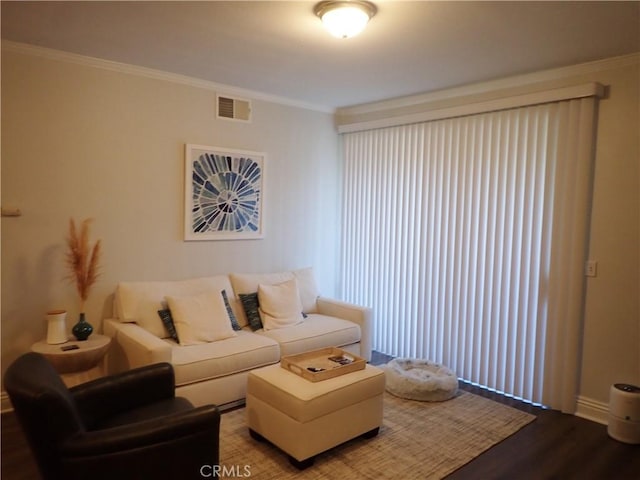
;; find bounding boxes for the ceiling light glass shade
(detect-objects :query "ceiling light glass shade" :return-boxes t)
[314,1,377,39]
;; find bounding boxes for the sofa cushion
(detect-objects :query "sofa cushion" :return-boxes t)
[258,314,361,357]
[230,268,320,327]
[239,292,262,331]
[222,290,241,331]
[292,267,320,314]
[258,279,304,331]
[166,290,237,346]
[170,331,280,387]
[230,271,293,328]
[115,276,239,339]
[157,309,180,343]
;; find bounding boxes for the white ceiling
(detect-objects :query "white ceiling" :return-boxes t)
[2,1,639,110]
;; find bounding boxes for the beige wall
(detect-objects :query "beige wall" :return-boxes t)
[3,46,638,412]
[579,60,639,406]
[1,49,340,380]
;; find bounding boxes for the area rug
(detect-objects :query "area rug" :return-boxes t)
[218,391,535,479]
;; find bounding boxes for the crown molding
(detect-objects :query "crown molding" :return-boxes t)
[1,40,335,114]
[3,40,637,120]
[337,82,605,134]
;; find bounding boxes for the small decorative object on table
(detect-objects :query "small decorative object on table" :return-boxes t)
[72,312,93,341]
[45,309,68,344]
[65,218,101,341]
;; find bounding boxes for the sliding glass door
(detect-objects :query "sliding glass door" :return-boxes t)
[340,88,601,412]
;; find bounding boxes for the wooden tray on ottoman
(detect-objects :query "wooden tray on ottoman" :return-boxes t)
[281,347,366,382]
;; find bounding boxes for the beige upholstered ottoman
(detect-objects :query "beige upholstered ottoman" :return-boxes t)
[246,363,385,468]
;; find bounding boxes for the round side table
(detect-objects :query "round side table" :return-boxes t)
[31,334,111,386]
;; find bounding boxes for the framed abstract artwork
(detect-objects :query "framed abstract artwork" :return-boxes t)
[184,144,265,241]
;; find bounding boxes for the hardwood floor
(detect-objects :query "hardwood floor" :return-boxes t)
[2,353,638,479]
[373,351,640,479]
[1,412,38,480]
[448,384,640,479]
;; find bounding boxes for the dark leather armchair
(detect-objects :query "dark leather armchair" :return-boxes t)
[4,352,220,480]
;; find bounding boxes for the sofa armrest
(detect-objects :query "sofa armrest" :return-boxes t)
[105,319,172,372]
[316,297,372,362]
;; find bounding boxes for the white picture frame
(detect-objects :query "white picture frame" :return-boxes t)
[184,144,265,241]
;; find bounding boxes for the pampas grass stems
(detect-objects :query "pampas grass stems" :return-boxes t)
[65,218,101,313]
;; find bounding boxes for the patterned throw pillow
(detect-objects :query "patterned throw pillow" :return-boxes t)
[239,292,262,331]
[222,289,241,331]
[157,308,179,343]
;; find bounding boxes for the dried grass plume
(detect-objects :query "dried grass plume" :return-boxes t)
[65,218,102,312]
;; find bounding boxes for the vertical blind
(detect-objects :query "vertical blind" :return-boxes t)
[340,91,600,411]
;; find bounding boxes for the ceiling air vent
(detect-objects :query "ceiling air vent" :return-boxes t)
[217,95,251,122]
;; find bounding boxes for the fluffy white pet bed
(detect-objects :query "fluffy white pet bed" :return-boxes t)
[382,358,458,402]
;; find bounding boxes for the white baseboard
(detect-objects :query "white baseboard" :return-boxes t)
[1,391,13,413]
[575,395,609,425]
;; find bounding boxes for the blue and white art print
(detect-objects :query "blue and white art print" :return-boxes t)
[185,145,265,241]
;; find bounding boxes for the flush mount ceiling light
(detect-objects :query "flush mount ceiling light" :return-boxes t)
[314,1,377,39]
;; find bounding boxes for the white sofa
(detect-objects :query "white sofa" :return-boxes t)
[104,268,372,408]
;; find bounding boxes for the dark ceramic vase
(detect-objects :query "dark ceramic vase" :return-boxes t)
[72,312,93,341]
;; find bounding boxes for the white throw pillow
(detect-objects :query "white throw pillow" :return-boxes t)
[229,268,320,323]
[229,271,295,327]
[258,279,304,331]
[293,267,320,313]
[166,290,237,346]
[115,276,236,338]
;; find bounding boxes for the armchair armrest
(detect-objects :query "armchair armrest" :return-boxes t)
[59,405,220,479]
[70,363,175,427]
[106,320,172,372]
[316,297,372,361]
[61,405,220,455]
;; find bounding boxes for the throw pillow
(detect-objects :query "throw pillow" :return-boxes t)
[166,290,237,346]
[116,275,236,339]
[222,289,241,331]
[239,292,262,331]
[157,308,180,343]
[258,278,304,331]
[293,267,320,313]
